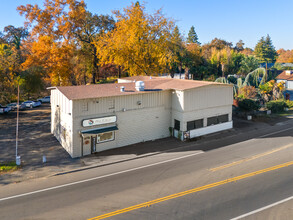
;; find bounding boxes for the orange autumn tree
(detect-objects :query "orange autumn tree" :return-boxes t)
[96,2,174,76]
[17,0,86,86]
[276,49,293,63]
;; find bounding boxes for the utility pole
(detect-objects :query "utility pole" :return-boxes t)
[16,83,20,165]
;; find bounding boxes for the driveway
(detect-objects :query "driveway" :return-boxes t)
[0,104,82,184]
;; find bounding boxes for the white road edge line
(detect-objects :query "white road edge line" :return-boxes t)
[1,126,293,203]
[258,127,293,138]
[0,151,204,202]
[230,195,293,220]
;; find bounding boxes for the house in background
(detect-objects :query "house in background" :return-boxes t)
[276,70,293,90]
[50,76,233,158]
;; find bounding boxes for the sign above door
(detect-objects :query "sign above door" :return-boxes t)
[82,116,117,127]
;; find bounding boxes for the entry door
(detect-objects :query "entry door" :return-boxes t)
[91,136,97,153]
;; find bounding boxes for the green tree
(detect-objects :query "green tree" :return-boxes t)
[3,25,28,50]
[240,55,259,75]
[235,40,244,52]
[20,66,44,99]
[187,26,199,44]
[74,12,115,83]
[169,25,185,76]
[254,35,278,65]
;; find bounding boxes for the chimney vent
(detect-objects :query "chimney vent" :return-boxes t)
[135,81,145,91]
[120,86,125,92]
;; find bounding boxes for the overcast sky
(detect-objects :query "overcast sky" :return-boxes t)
[1,0,292,50]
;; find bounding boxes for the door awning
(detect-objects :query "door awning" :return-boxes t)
[81,126,118,134]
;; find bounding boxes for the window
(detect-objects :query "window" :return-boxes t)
[218,114,229,123]
[108,100,115,110]
[187,119,204,131]
[174,119,180,130]
[207,114,229,126]
[81,102,88,112]
[97,131,115,143]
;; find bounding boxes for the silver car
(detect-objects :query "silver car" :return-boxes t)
[22,101,38,108]
[7,103,26,111]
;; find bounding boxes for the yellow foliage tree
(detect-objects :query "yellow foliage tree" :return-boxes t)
[96,2,174,76]
[17,0,86,86]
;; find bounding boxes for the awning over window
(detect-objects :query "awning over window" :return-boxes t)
[81,126,118,134]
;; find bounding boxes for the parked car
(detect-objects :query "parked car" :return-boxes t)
[38,96,50,103]
[33,100,42,107]
[22,101,39,108]
[7,103,26,111]
[0,104,11,113]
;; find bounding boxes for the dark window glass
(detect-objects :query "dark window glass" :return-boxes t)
[194,119,204,128]
[187,119,204,130]
[207,116,218,126]
[174,119,180,130]
[218,114,229,123]
[207,114,229,126]
[187,121,195,130]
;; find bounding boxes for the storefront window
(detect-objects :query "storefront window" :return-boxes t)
[97,131,115,143]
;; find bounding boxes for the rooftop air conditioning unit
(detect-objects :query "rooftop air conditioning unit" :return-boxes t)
[135,81,145,91]
[286,70,292,75]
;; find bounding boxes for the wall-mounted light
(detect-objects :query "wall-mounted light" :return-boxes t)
[122,108,126,112]
[137,101,142,105]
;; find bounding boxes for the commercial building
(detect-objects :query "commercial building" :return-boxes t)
[50,76,233,158]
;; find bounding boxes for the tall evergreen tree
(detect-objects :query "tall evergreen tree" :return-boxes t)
[187,26,199,44]
[235,40,244,51]
[254,35,277,64]
[170,25,185,75]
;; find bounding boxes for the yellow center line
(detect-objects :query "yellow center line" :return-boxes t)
[209,144,293,172]
[88,160,293,220]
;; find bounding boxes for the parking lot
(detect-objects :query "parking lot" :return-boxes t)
[0,104,82,184]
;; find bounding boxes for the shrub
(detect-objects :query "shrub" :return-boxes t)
[238,86,258,99]
[238,99,260,112]
[266,100,288,113]
[286,100,293,108]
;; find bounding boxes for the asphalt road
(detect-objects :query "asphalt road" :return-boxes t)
[1,119,293,220]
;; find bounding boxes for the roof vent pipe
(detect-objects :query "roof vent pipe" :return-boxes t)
[120,86,125,92]
[135,81,145,91]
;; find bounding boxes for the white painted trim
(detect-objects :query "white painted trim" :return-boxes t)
[190,121,233,138]
[0,151,204,202]
[230,195,293,220]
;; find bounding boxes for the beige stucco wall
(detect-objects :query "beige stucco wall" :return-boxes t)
[70,90,172,157]
[51,89,74,156]
[174,85,233,131]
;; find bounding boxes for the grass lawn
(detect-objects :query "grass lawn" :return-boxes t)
[0,162,19,174]
[251,108,293,124]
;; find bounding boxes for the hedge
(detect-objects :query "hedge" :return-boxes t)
[266,100,287,113]
[238,99,260,112]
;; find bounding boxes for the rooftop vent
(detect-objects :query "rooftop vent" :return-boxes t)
[120,86,125,92]
[135,81,145,91]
